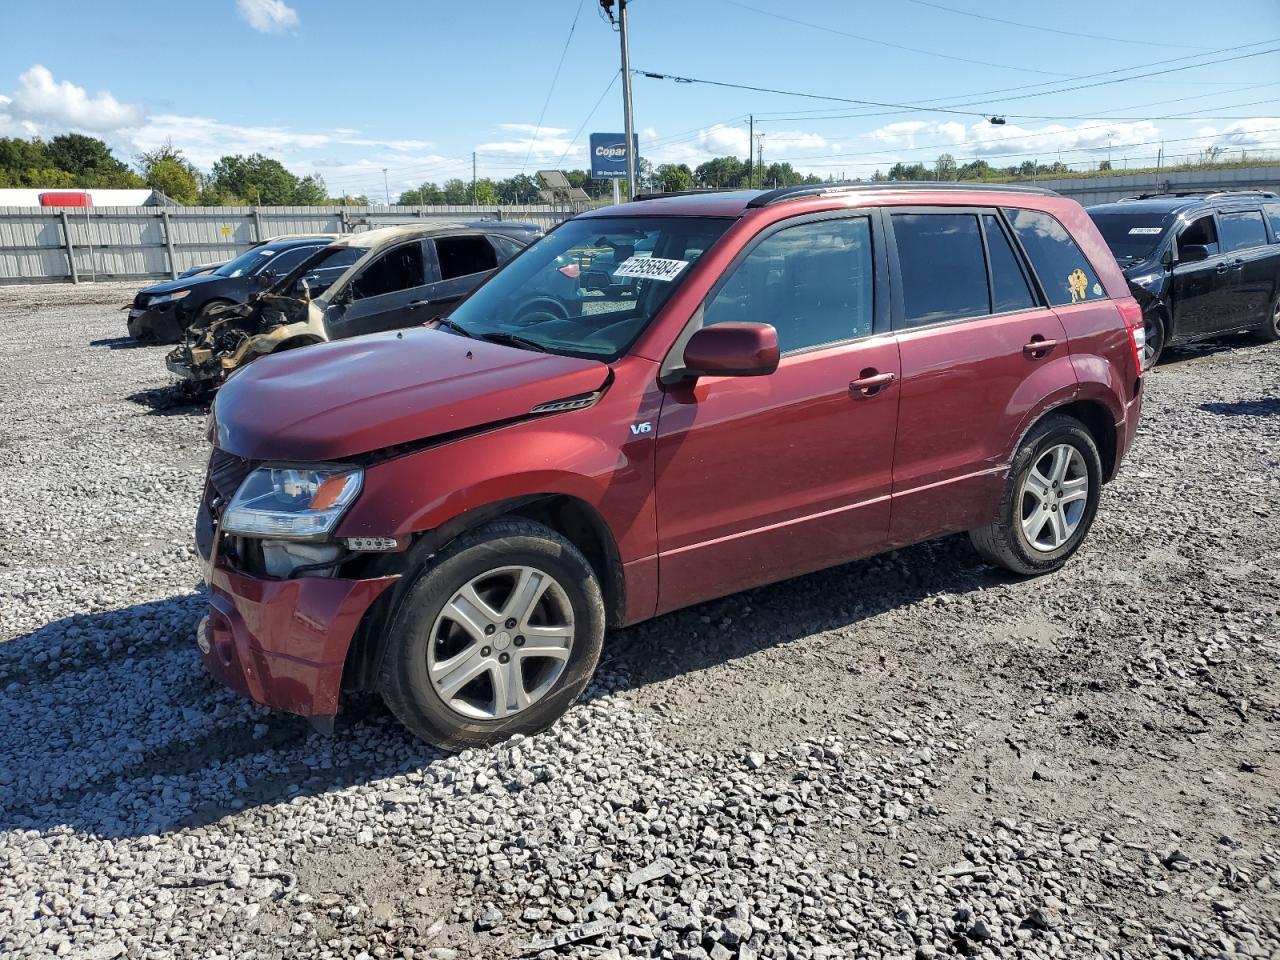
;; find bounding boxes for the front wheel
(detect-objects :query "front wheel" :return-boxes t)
[970,415,1103,576]
[1142,309,1167,368]
[1254,295,1280,343]
[379,519,605,750]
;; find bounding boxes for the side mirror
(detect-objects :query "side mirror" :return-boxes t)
[255,270,275,286]
[682,322,779,379]
[1160,247,1174,267]
[1178,244,1210,263]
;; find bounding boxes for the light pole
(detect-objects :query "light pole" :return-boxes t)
[382,168,390,206]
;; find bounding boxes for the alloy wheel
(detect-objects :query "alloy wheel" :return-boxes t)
[1019,443,1089,552]
[427,565,575,721]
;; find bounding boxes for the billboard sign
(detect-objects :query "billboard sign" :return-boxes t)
[589,132,638,179]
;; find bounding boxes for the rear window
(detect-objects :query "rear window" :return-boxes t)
[1266,203,1280,241]
[436,235,499,280]
[893,213,989,327]
[351,243,425,299]
[1087,211,1172,263]
[1218,210,1268,252]
[983,215,1037,313]
[1006,208,1104,307]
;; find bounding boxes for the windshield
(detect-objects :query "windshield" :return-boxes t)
[277,245,367,297]
[1088,212,1173,262]
[445,216,731,360]
[213,247,276,278]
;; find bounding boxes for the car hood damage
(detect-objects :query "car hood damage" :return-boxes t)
[212,327,611,460]
[165,291,322,391]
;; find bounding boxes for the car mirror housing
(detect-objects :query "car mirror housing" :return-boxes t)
[682,322,780,379]
[256,270,275,286]
[1178,244,1210,264]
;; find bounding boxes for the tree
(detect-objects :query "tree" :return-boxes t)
[440,178,471,204]
[472,178,499,205]
[145,158,198,203]
[333,194,369,206]
[694,156,746,188]
[496,174,539,204]
[935,153,957,181]
[293,173,328,205]
[45,134,130,178]
[654,163,694,193]
[208,153,300,205]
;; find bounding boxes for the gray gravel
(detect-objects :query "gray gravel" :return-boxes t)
[1,291,1278,960]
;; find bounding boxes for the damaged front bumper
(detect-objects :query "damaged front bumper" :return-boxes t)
[126,300,189,344]
[196,499,399,717]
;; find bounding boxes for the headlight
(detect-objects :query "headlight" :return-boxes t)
[150,289,192,306]
[222,465,363,540]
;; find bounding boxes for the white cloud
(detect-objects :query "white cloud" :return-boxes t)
[7,65,141,132]
[236,0,299,33]
[1211,118,1280,147]
[860,118,1161,165]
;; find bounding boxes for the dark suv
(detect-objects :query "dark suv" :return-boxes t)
[1088,191,1280,366]
[194,183,1144,749]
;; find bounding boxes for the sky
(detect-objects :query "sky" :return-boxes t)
[1,0,1278,199]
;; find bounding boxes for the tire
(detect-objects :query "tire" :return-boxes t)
[1142,308,1167,368]
[193,299,235,327]
[1254,294,1280,343]
[970,415,1103,576]
[379,519,606,750]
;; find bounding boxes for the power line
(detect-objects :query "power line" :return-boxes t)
[717,0,1078,78]
[520,0,586,177]
[903,0,1209,50]
[554,70,622,170]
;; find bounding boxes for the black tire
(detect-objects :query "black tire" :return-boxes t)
[1142,308,1167,368]
[970,415,1103,576]
[1254,294,1280,343]
[192,299,235,327]
[379,519,606,750]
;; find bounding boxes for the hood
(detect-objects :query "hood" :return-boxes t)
[140,273,224,297]
[213,327,610,460]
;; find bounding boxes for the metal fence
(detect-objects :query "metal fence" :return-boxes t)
[3,166,1280,284]
[0,204,588,285]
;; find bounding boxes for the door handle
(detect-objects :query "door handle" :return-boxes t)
[1230,258,1245,270]
[1022,337,1058,359]
[849,370,896,397]
[1215,262,1230,274]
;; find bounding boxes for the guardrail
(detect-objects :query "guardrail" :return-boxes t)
[0,203,591,285]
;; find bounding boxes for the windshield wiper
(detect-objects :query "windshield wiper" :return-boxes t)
[427,316,474,339]
[477,331,549,353]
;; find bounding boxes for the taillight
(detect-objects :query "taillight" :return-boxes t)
[558,263,581,279]
[1116,297,1145,375]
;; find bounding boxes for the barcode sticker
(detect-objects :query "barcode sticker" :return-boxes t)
[613,256,689,281]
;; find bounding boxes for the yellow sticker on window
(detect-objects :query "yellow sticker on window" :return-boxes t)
[1068,268,1089,303]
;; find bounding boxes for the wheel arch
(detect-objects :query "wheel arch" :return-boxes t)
[341,492,625,694]
[1022,397,1120,483]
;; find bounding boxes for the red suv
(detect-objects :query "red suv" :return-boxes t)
[196,183,1144,749]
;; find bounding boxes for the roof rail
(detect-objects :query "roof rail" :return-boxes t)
[745,180,1059,208]
[1119,189,1279,202]
[630,188,737,202]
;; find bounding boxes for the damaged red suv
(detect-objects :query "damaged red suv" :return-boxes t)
[197,183,1144,749]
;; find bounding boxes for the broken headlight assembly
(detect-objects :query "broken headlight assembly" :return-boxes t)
[148,289,192,306]
[222,465,363,540]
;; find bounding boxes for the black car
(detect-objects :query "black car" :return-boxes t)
[1088,191,1280,366]
[126,235,338,344]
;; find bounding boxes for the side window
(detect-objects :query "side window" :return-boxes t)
[436,235,499,280]
[351,243,425,300]
[1218,210,1268,253]
[1005,207,1104,306]
[490,235,524,262]
[264,246,318,277]
[1266,203,1280,242]
[1179,215,1219,256]
[982,215,1037,313]
[892,213,988,327]
[704,217,874,353]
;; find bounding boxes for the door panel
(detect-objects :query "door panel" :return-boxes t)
[327,241,430,339]
[1172,257,1232,336]
[1217,209,1276,326]
[655,337,901,614]
[889,308,1074,546]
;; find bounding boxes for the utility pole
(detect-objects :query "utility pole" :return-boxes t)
[747,114,753,188]
[382,168,390,206]
[601,0,636,197]
[472,152,477,204]
[755,132,765,186]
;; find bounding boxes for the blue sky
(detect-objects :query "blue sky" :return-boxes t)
[1,0,1278,198]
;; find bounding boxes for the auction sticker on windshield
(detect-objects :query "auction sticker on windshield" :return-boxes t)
[1128,227,1163,235]
[613,256,689,281]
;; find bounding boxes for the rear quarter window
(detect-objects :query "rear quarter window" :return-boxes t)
[1005,208,1104,307]
[1218,210,1268,252]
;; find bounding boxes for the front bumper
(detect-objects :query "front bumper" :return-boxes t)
[165,348,217,383]
[200,561,398,717]
[126,301,188,344]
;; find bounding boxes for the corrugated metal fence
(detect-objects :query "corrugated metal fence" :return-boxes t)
[0,204,587,284]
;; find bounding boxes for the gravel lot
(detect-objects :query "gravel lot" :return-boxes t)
[1,284,1278,960]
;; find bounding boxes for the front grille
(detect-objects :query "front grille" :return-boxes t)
[208,449,253,502]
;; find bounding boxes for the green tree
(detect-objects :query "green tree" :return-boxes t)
[935,153,958,180]
[400,181,444,204]
[440,178,471,204]
[694,156,746,188]
[145,157,198,203]
[472,178,499,205]
[45,133,130,178]
[208,153,300,205]
[654,163,694,193]
[293,173,328,205]
[496,174,539,204]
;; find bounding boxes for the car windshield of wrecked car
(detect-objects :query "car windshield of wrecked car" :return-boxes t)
[1088,212,1173,263]
[444,216,732,361]
[213,247,276,278]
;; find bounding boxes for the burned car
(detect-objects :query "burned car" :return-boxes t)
[164,223,533,391]
[127,235,338,344]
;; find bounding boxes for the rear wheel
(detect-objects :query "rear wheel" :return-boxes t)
[970,415,1103,576]
[1254,294,1280,343]
[379,519,605,750]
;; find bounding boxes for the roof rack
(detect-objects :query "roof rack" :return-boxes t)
[745,180,1058,208]
[1119,189,1279,202]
